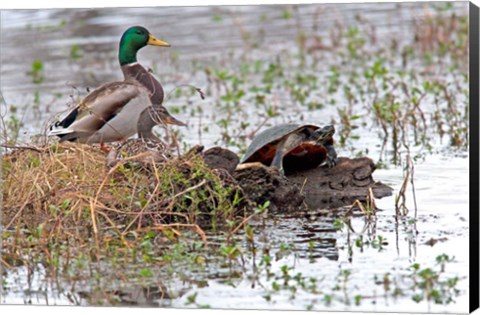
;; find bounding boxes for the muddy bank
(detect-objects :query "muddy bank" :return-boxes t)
[195,146,393,213]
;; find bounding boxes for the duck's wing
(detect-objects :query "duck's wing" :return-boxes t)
[49,81,148,142]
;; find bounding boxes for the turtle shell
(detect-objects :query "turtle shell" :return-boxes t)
[282,141,329,171]
[241,123,328,170]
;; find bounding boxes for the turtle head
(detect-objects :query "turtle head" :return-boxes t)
[119,26,170,66]
[313,125,335,143]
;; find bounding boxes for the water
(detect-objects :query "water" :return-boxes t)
[0,2,470,313]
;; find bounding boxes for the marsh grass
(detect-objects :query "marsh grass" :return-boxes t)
[1,143,249,271]
[190,4,469,167]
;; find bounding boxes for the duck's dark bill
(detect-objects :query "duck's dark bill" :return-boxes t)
[164,115,187,126]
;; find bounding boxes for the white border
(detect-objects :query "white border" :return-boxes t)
[0,0,477,9]
[1,1,478,315]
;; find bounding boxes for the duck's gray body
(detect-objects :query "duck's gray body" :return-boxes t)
[49,80,152,144]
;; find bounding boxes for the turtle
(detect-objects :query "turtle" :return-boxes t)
[240,123,338,174]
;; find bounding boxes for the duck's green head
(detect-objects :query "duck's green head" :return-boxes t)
[119,26,170,66]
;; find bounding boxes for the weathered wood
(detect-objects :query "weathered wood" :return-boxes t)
[286,157,393,209]
[233,156,393,212]
[234,162,305,213]
[203,146,394,212]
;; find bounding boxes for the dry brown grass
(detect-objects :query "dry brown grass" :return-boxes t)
[2,143,247,242]
[1,142,251,298]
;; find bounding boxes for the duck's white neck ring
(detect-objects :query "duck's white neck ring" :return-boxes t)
[125,62,140,67]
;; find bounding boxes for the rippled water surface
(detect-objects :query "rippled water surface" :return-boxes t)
[0,2,470,313]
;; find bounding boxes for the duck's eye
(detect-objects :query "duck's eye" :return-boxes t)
[136,30,143,35]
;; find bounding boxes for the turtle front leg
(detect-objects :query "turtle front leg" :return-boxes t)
[270,133,304,176]
[271,143,286,176]
[325,144,338,168]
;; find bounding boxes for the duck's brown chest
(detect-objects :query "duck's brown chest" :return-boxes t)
[122,63,164,105]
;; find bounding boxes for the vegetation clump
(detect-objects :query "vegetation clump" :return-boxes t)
[2,143,248,254]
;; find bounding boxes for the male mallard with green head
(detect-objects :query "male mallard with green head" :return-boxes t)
[49,26,185,144]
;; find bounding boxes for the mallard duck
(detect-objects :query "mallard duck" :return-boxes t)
[119,26,184,121]
[106,106,172,166]
[49,26,185,144]
[137,106,168,142]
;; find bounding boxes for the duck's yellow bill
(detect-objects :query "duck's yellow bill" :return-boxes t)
[148,34,170,47]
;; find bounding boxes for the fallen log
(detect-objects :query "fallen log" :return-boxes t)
[232,155,393,213]
[286,157,393,209]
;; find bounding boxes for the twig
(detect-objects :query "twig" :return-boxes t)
[395,154,411,217]
[150,179,207,208]
[226,212,258,243]
[0,257,13,269]
[124,177,162,232]
[410,160,418,220]
[5,173,40,229]
[146,223,207,243]
[1,144,44,153]
[368,187,377,217]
